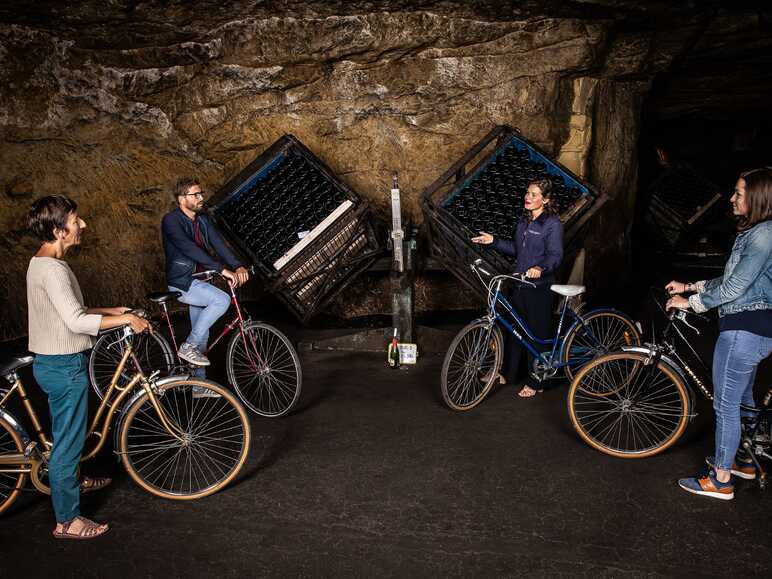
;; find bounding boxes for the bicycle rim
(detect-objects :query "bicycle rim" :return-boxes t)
[0,417,27,515]
[119,379,250,499]
[227,322,302,418]
[568,353,690,458]
[441,321,503,411]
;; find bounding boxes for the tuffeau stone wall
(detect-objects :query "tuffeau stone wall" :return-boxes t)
[1,1,764,339]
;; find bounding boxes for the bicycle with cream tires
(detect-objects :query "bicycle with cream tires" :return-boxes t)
[0,322,251,515]
[567,291,772,490]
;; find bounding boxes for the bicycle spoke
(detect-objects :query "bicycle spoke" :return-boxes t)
[442,323,500,409]
[570,355,688,455]
[229,324,301,416]
[122,384,248,496]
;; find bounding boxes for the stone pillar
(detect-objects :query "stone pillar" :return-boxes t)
[557,77,598,179]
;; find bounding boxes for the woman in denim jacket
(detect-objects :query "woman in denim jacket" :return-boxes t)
[666,166,772,500]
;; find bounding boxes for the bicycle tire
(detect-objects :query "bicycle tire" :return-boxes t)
[89,329,175,401]
[441,320,504,411]
[562,309,641,381]
[567,352,691,458]
[226,321,302,418]
[0,415,27,515]
[118,378,250,500]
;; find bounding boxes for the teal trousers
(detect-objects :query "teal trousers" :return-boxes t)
[32,352,89,523]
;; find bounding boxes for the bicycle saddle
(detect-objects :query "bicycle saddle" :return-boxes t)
[550,284,586,297]
[146,291,182,304]
[0,355,34,378]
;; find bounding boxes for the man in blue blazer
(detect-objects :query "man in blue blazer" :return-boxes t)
[161,177,250,368]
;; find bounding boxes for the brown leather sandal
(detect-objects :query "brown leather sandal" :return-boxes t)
[80,476,112,494]
[517,385,543,398]
[52,516,110,540]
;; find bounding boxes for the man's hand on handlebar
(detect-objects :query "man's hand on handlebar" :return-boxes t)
[221,268,239,287]
[221,267,249,288]
[234,266,250,287]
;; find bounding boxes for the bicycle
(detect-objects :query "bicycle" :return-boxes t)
[567,290,772,489]
[440,259,641,411]
[89,267,302,418]
[0,322,251,515]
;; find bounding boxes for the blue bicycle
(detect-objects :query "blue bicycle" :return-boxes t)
[440,259,641,411]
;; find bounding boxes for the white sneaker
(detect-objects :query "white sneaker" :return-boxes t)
[178,342,210,367]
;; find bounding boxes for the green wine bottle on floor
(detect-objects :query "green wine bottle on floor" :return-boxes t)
[388,328,401,369]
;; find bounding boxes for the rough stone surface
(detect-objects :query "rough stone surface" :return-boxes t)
[0,2,769,339]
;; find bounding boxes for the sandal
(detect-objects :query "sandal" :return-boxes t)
[80,476,112,494]
[53,516,110,540]
[517,385,542,398]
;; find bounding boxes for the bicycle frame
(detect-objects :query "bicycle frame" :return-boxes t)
[0,340,185,482]
[488,279,597,370]
[157,276,267,372]
[630,305,769,416]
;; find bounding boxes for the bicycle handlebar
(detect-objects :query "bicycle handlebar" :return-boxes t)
[470,259,537,288]
[192,265,256,282]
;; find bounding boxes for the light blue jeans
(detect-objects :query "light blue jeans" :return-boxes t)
[32,352,89,523]
[713,330,772,470]
[169,279,230,376]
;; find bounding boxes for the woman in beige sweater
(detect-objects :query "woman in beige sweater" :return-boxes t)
[27,195,150,540]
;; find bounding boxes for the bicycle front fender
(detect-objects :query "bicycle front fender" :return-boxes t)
[112,373,194,451]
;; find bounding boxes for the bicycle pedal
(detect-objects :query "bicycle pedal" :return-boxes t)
[23,441,38,458]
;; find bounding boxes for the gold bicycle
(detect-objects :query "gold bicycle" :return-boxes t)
[0,324,251,515]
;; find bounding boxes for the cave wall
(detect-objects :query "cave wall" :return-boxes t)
[0,3,725,340]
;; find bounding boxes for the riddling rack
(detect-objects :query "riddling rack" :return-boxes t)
[422,125,608,295]
[211,134,383,322]
[643,165,723,249]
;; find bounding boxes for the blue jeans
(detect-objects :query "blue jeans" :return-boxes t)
[713,330,772,470]
[169,280,230,376]
[32,352,89,523]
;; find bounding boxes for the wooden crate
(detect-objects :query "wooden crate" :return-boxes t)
[210,134,383,322]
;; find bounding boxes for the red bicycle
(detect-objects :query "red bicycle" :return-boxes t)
[88,268,302,417]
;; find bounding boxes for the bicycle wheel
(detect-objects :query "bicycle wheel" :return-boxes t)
[119,378,250,500]
[89,329,175,400]
[441,320,504,411]
[226,321,302,418]
[0,416,27,515]
[562,310,641,381]
[567,352,691,458]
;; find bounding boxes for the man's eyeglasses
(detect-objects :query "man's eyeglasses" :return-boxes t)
[181,191,206,198]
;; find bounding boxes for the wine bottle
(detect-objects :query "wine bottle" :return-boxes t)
[387,328,401,369]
